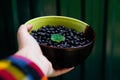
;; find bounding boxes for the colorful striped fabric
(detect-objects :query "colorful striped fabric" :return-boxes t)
[0,55,48,80]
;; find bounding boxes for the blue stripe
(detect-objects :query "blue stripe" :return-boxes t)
[7,57,40,80]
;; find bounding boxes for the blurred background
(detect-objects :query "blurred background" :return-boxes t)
[0,0,120,80]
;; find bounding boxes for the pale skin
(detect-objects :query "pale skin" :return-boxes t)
[15,24,74,77]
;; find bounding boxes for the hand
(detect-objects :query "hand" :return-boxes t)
[15,24,74,77]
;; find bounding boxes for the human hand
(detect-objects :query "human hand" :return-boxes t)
[15,24,74,77]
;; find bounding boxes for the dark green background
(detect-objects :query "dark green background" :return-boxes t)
[0,0,120,80]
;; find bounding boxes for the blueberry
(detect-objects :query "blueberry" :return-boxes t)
[49,27,55,31]
[30,25,90,48]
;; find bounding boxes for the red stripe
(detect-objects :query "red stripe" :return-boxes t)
[29,62,44,77]
[13,55,45,77]
[0,70,16,80]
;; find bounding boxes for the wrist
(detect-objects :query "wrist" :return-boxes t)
[15,49,53,76]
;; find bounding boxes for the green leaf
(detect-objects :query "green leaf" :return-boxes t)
[51,34,65,43]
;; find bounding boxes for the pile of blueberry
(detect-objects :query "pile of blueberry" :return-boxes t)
[30,25,90,48]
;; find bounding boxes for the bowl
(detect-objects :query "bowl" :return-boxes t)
[25,16,95,69]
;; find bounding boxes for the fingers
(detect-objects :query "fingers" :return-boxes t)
[26,24,32,32]
[17,24,33,50]
[17,24,32,35]
[48,67,74,77]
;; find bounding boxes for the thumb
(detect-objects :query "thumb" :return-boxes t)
[17,24,32,35]
[17,24,33,50]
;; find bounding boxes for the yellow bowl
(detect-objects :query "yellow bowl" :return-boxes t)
[25,16,89,33]
[25,16,95,69]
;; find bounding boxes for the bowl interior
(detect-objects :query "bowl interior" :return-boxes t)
[25,16,89,33]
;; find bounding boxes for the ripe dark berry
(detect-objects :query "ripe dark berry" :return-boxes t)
[30,25,90,48]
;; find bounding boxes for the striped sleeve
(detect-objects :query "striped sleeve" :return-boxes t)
[0,55,48,80]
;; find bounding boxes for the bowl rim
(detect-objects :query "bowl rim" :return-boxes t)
[26,16,96,50]
[25,15,89,26]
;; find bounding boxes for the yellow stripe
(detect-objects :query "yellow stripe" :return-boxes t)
[0,60,25,80]
[6,65,26,80]
[0,60,11,70]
